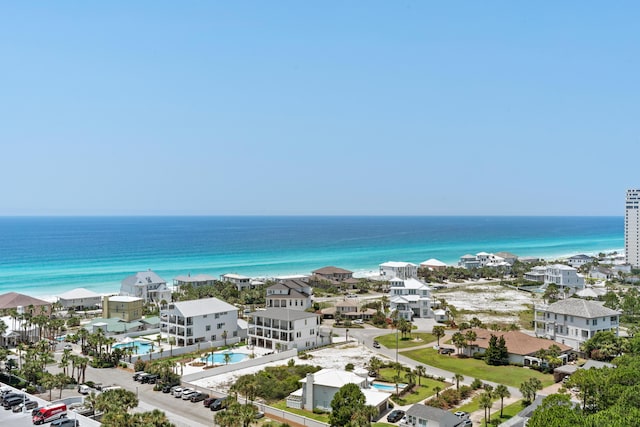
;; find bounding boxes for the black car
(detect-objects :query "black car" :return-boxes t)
[190,392,209,402]
[12,399,39,412]
[387,409,405,423]
[203,397,217,408]
[142,374,159,384]
[209,398,227,411]
[162,382,180,393]
[51,419,80,427]
[373,341,381,348]
[3,396,25,410]
[0,392,22,404]
[439,347,455,355]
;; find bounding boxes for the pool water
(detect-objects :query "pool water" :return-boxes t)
[371,382,406,392]
[113,341,154,354]
[200,352,248,364]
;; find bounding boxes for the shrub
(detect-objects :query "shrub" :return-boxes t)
[134,359,148,372]
[67,317,81,327]
[345,363,354,371]
[471,378,483,390]
[459,385,472,399]
[439,389,461,406]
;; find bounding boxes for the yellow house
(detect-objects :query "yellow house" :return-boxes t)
[103,295,144,322]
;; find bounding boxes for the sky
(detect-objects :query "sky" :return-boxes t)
[1,2,638,216]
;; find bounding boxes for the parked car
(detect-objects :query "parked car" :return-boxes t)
[353,319,363,324]
[439,347,455,355]
[50,419,80,427]
[136,373,152,382]
[190,392,209,402]
[373,341,381,348]
[141,374,159,384]
[63,344,73,351]
[171,387,183,397]
[460,420,473,426]
[209,398,227,411]
[203,397,217,408]
[387,409,405,423]
[454,411,468,418]
[181,388,196,400]
[162,382,180,393]
[3,396,25,410]
[132,371,146,381]
[12,399,38,412]
[78,384,92,395]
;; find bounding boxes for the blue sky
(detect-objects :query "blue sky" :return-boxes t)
[1,2,638,216]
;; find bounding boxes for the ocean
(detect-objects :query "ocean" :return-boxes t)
[0,216,624,298]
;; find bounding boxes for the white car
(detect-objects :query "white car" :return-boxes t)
[181,388,196,400]
[172,387,183,397]
[63,344,73,351]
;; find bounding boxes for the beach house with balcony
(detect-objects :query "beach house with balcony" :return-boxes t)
[458,252,513,271]
[379,262,418,280]
[388,278,432,320]
[173,274,216,290]
[120,270,172,304]
[161,297,239,347]
[312,266,354,282]
[567,254,595,268]
[248,308,328,351]
[0,292,52,317]
[286,368,391,416]
[265,279,312,311]
[419,258,447,271]
[534,299,620,350]
[220,273,253,291]
[56,288,102,310]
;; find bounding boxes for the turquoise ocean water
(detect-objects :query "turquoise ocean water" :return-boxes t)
[0,216,623,298]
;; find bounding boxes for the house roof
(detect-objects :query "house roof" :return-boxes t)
[267,280,311,297]
[57,288,102,300]
[108,296,142,303]
[460,254,476,259]
[582,360,614,369]
[390,278,430,290]
[174,274,216,282]
[380,261,417,268]
[312,266,353,275]
[336,299,359,307]
[250,308,318,321]
[360,388,391,406]
[169,297,237,317]
[221,273,250,280]
[496,252,518,258]
[569,254,593,260]
[544,299,620,318]
[121,270,166,286]
[300,368,366,388]
[0,292,51,310]
[405,403,463,427]
[469,329,572,356]
[420,258,447,266]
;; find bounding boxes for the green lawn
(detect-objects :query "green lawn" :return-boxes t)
[455,393,499,414]
[480,399,526,426]
[375,332,436,349]
[373,423,396,427]
[271,400,329,423]
[402,348,553,388]
[376,368,448,405]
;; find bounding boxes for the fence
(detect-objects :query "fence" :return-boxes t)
[128,336,242,364]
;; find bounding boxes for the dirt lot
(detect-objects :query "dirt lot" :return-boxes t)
[433,280,541,326]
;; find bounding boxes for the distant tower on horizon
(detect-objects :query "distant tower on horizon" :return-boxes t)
[625,189,640,268]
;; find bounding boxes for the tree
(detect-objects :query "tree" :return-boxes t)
[453,373,464,390]
[452,332,465,355]
[479,391,493,425]
[464,330,477,357]
[222,330,228,346]
[432,326,445,346]
[329,383,369,427]
[543,283,560,303]
[470,317,483,328]
[405,370,416,386]
[224,352,232,365]
[520,377,543,403]
[494,384,511,418]
[414,365,426,386]
[368,357,383,376]
[527,394,583,427]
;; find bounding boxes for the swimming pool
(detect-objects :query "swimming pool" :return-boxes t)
[200,352,248,364]
[113,340,154,354]
[371,381,406,392]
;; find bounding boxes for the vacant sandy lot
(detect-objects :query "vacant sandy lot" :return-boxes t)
[433,280,540,325]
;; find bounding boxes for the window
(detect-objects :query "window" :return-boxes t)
[217,323,225,329]
[206,325,211,331]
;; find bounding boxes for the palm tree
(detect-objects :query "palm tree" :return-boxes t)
[432,326,445,346]
[433,386,442,398]
[479,391,493,425]
[453,373,464,390]
[405,370,416,386]
[368,357,383,376]
[222,330,228,347]
[223,352,231,365]
[464,330,477,357]
[393,373,402,395]
[494,384,511,418]
[414,365,426,386]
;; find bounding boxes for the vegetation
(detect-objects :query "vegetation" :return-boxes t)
[374,332,436,349]
[174,280,268,306]
[95,388,174,426]
[484,334,508,366]
[329,383,376,427]
[232,363,322,402]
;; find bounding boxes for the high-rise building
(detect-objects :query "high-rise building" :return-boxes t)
[625,189,640,267]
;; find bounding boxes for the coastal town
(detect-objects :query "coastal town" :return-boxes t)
[2,225,639,427]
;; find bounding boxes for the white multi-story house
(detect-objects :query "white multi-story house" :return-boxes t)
[544,264,585,292]
[379,262,418,280]
[266,279,312,311]
[161,297,239,347]
[388,278,432,320]
[626,189,640,268]
[566,254,594,268]
[56,288,102,310]
[248,308,329,351]
[419,258,447,271]
[220,273,253,291]
[458,252,511,270]
[524,266,547,282]
[120,270,172,304]
[534,299,620,350]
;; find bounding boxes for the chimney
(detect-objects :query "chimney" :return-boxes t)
[305,372,314,410]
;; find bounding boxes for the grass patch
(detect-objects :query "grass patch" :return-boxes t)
[402,348,553,388]
[373,423,396,427]
[375,332,436,349]
[478,399,526,426]
[518,305,534,329]
[271,400,329,423]
[377,368,448,405]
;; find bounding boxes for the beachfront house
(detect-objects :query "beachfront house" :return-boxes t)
[419,258,447,271]
[286,368,391,416]
[388,278,432,320]
[567,254,595,268]
[120,270,172,304]
[173,274,216,291]
[458,252,513,271]
[103,295,144,322]
[312,266,354,282]
[465,328,572,366]
[56,288,102,311]
[524,264,585,292]
[220,273,253,291]
[534,299,621,350]
[161,297,240,347]
[403,403,467,427]
[248,308,328,351]
[0,292,52,317]
[379,262,418,280]
[265,279,312,311]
